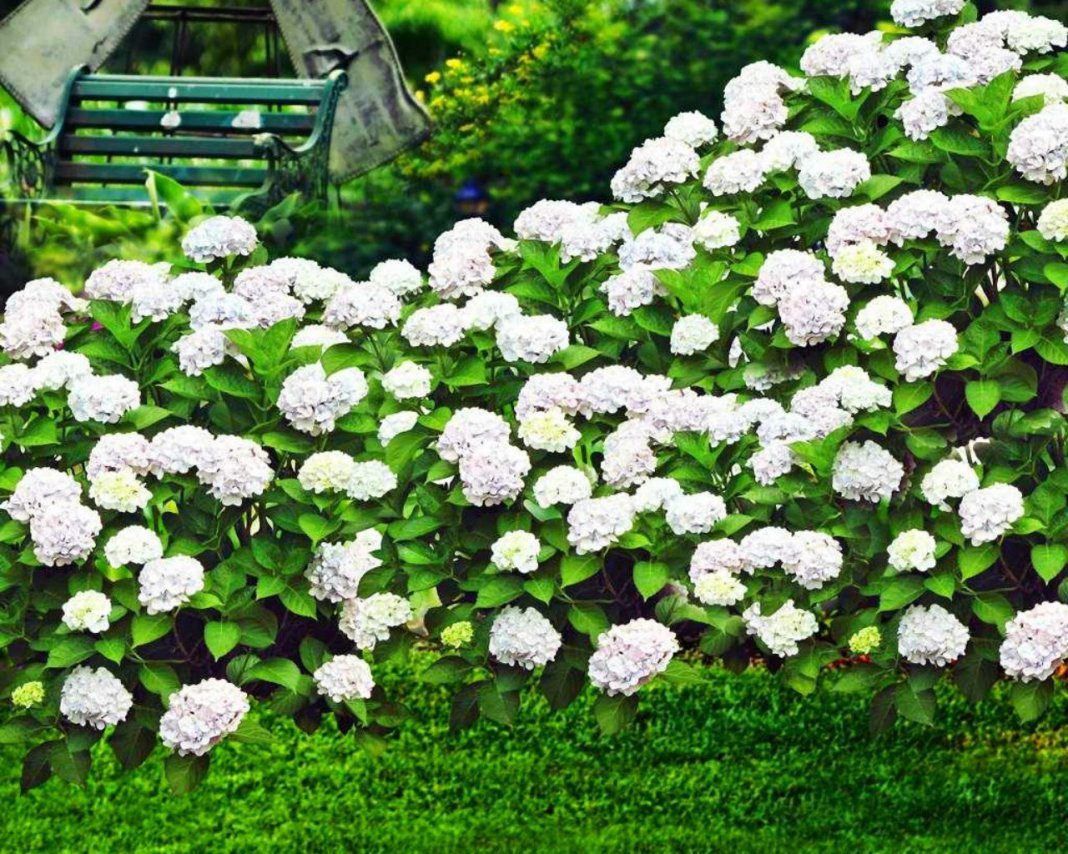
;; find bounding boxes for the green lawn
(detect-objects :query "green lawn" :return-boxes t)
[4,663,1067,853]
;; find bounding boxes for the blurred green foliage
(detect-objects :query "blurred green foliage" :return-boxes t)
[1,656,1066,851]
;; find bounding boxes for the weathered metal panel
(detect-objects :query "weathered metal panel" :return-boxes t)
[268,0,432,183]
[0,0,150,127]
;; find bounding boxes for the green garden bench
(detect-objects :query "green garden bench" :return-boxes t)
[2,65,347,210]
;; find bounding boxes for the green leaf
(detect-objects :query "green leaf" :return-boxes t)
[247,658,305,693]
[972,593,1014,628]
[560,554,600,587]
[895,683,936,726]
[45,637,94,669]
[279,585,318,618]
[592,692,638,736]
[893,382,932,416]
[204,622,241,660]
[751,198,796,231]
[878,576,924,612]
[474,576,524,608]
[1031,544,1068,584]
[420,656,473,685]
[110,720,156,771]
[958,544,999,580]
[930,126,988,157]
[164,752,210,795]
[965,380,1001,419]
[230,718,275,746]
[131,613,172,648]
[633,561,669,600]
[21,742,54,793]
[1010,680,1053,723]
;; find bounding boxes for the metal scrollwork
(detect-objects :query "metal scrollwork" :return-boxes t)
[2,132,55,200]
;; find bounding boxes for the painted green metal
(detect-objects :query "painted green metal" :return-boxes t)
[3,65,347,210]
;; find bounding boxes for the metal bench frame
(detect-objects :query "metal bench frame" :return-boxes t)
[2,65,347,210]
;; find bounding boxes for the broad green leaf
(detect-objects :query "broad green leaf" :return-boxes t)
[204,622,241,660]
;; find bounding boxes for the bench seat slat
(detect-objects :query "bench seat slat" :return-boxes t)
[18,186,248,207]
[54,162,268,187]
[74,76,326,105]
[66,108,315,135]
[60,135,261,159]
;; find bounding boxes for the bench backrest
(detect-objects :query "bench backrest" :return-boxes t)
[53,72,332,201]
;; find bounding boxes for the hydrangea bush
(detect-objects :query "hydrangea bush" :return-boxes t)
[3,2,1068,792]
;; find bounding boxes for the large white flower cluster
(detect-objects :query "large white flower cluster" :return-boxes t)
[338,593,413,650]
[159,679,250,756]
[742,601,819,658]
[897,604,970,666]
[488,606,562,670]
[999,602,1068,681]
[313,655,376,703]
[305,530,383,602]
[587,619,679,696]
[60,666,133,730]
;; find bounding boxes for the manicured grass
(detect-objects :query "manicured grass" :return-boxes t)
[3,663,1067,853]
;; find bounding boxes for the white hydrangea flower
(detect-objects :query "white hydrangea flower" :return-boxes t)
[826,204,889,257]
[959,483,1025,545]
[567,494,636,553]
[516,373,582,420]
[314,655,375,702]
[378,411,419,446]
[823,365,892,413]
[1013,74,1068,106]
[740,526,796,571]
[306,531,382,602]
[6,276,86,315]
[290,265,352,305]
[832,440,904,503]
[67,374,140,423]
[632,476,684,514]
[893,319,958,382]
[854,295,914,340]
[277,363,368,435]
[173,325,229,376]
[1005,15,1067,55]
[832,241,895,284]
[935,195,1009,265]
[897,604,969,666]
[60,666,132,729]
[891,0,965,28]
[86,433,151,481]
[753,250,825,307]
[172,271,225,303]
[797,149,871,199]
[514,199,596,243]
[670,315,719,355]
[663,110,719,147]
[0,363,37,407]
[297,451,357,493]
[742,600,819,658]
[0,302,66,360]
[721,62,799,143]
[602,267,661,316]
[1038,199,1068,242]
[495,314,569,364]
[518,408,581,453]
[906,52,976,94]
[781,531,843,590]
[999,602,1068,682]
[885,190,950,244]
[31,351,92,391]
[704,149,767,196]
[664,492,727,536]
[291,324,349,351]
[601,423,657,489]
[339,593,413,650]
[800,32,881,78]
[458,443,530,506]
[577,365,654,415]
[402,304,468,347]
[691,210,740,250]
[760,130,820,172]
[181,216,258,263]
[888,529,938,572]
[62,590,112,633]
[693,565,747,606]
[489,606,562,669]
[381,361,432,400]
[196,435,273,506]
[490,531,541,574]
[130,274,186,322]
[1006,103,1068,184]
[30,503,101,566]
[147,425,215,476]
[921,459,981,509]
[369,258,423,297]
[461,291,522,331]
[779,279,850,346]
[138,555,205,614]
[84,259,165,301]
[689,539,747,582]
[159,679,250,756]
[437,408,511,464]
[89,469,152,512]
[346,461,398,501]
[188,291,255,330]
[610,137,700,203]
[588,618,678,695]
[2,467,81,522]
[322,282,401,330]
[104,525,163,566]
[532,466,594,508]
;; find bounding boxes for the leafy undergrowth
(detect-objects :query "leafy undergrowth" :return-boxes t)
[3,661,1066,853]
